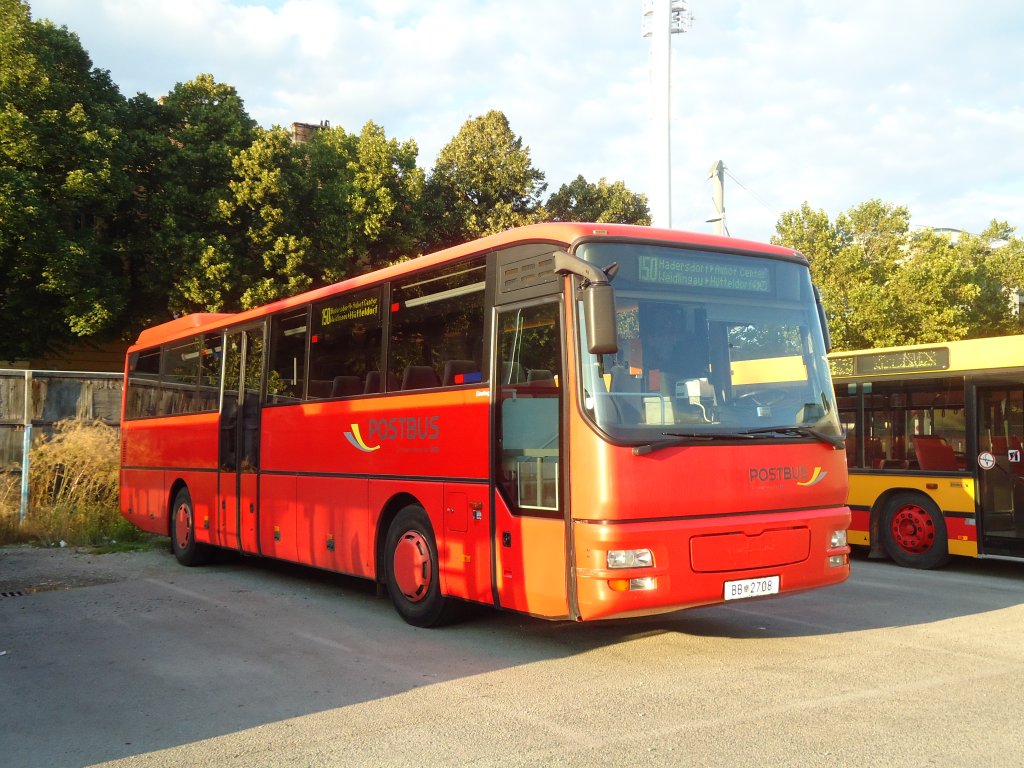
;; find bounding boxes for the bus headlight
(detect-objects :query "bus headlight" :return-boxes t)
[607,548,653,569]
[830,529,848,548]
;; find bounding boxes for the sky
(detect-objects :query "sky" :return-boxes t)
[25,0,1024,243]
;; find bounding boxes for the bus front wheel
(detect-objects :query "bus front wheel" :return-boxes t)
[170,487,212,567]
[384,505,456,627]
[880,492,950,569]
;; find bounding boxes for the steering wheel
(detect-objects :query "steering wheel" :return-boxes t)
[736,388,789,407]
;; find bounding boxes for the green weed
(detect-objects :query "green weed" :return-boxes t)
[0,420,151,547]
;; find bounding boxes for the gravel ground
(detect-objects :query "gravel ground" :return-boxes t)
[0,542,166,594]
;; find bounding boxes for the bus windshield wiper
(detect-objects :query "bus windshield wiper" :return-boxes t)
[743,425,846,450]
[632,431,756,456]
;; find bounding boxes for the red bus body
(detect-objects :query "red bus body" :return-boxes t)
[120,223,850,623]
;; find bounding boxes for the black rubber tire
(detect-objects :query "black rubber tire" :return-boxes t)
[384,504,458,627]
[170,487,212,567]
[880,492,950,569]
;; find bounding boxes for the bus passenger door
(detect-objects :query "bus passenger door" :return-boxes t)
[493,302,569,618]
[219,324,265,553]
[976,385,1024,556]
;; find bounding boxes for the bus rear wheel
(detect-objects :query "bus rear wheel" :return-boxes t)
[880,492,950,569]
[384,505,457,627]
[170,487,212,567]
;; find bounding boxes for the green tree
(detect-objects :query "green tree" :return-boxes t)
[111,92,182,332]
[544,175,650,225]
[424,110,546,249]
[0,0,129,358]
[159,74,257,314]
[304,121,424,282]
[774,200,1023,349]
[215,121,425,309]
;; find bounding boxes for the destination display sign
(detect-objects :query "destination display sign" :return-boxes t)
[321,295,379,327]
[830,347,950,377]
[638,253,771,293]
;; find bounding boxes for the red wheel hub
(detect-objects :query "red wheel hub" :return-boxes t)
[392,531,432,603]
[890,503,935,555]
[174,503,192,550]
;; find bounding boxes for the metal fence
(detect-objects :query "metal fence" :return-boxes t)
[0,370,122,520]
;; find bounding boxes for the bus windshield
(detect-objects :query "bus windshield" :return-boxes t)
[574,242,842,445]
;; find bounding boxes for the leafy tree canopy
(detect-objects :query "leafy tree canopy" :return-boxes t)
[5,1,1020,363]
[545,175,650,225]
[773,199,1023,349]
[425,110,546,249]
[0,0,128,359]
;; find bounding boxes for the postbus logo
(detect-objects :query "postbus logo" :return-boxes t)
[344,416,440,453]
[344,424,380,453]
[748,465,827,487]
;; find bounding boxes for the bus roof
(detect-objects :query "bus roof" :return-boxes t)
[830,334,1024,381]
[132,222,804,350]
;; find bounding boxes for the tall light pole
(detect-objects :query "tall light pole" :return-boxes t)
[642,0,692,228]
[707,159,725,236]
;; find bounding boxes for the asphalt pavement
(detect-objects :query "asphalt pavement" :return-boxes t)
[1,544,1022,767]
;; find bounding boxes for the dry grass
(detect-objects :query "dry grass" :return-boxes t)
[0,420,147,547]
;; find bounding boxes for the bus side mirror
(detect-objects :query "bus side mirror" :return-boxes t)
[582,282,618,355]
[553,250,619,355]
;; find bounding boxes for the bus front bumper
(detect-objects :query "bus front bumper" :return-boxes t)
[572,506,851,621]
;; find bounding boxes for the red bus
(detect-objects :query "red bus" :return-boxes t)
[119,222,850,626]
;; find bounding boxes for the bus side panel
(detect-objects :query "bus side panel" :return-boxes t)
[185,469,220,547]
[260,474,298,562]
[846,472,978,554]
[369,478,444,578]
[296,475,371,576]
[120,415,220,538]
[119,468,166,536]
[441,482,493,605]
[121,414,220,470]
[261,391,490,480]
[493,494,569,619]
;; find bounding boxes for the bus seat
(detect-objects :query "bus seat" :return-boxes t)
[610,364,641,393]
[402,365,440,390]
[501,361,523,384]
[879,459,909,470]
[330,376,363,397]
[307,380,332,398]
[526,368,553,384]
[913,435,960,471]
[363,370,398,393]
[442,359,477,386]
[865,437,884,468]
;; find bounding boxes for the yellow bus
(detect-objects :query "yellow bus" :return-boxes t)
[831,335,1024,568]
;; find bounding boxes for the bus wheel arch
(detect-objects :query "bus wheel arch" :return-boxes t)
[169,484,212,567]
[878,490,950,569]
[378,498,457,627]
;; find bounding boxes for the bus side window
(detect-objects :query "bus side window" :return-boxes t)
[268,308,309,403]
[308,289,383,398]
[388,258,487,390]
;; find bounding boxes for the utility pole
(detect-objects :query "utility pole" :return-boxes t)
[707,159,725,236]
[641,0,692,229]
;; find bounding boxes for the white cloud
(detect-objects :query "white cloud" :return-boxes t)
[27,0,1024,241]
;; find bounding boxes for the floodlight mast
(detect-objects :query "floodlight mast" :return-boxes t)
[642,0,692,229]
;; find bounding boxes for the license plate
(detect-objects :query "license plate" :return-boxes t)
[723,575,780,601]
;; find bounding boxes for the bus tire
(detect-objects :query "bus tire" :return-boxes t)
[880,492,950,569]
[170,487,212,567]
[384,504,457,627]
